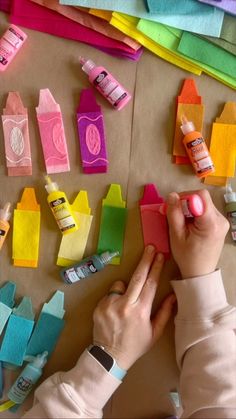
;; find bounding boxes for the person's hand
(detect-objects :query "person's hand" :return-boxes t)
[166,189,229,279]
[92,246,176,370]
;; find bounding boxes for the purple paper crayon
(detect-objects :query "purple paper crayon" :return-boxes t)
[77,88,108,174]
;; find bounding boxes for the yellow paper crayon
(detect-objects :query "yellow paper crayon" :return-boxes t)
[12,188,40,268]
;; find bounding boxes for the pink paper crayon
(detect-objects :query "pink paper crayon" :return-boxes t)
[77,88,108,174]
[2,92,32,176]
[139,184,170,259]
[36,89,70,174]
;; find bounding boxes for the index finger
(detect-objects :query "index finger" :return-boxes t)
[125,245,156,304]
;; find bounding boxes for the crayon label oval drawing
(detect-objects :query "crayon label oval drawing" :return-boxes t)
[10,127,24,156]
[52,122,66,155]
[86,124,101,155]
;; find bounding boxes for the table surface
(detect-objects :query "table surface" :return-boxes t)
[0,10,236,418]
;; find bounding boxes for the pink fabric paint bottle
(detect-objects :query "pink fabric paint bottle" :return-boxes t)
[0,24,27,72]
[159,194,204,218]
[79,57,131,110]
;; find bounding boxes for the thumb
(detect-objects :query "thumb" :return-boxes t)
[152,294,176,342]
[166,193,186,239]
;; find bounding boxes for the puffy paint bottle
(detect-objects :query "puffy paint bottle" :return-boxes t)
[79,57,131,110]
[224,183,236,243]
[45,176,78,235]
[180,116,214,178]
[61,251,119,284]
[0,25,27,72]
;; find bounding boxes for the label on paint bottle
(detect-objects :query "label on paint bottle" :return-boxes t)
[93,71,128,107]
[64,260,98,284]
[186,137,214,175]
[50,197,76,232]
[228,211,236,242]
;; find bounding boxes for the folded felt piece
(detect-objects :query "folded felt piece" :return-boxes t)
[59,0,224,36]
[26,291,65,357]
[0,282,16,336]
[137,18,236,89]
[0,0,11,12]
[110,13,202,75]
[12,188,41,268]
[10,0,142,60]
[198,0,236,16]
[0,297,35,367]
[2,92,32,176]
[57,191,93,266]
[29,0,141,50]
[178,32,236,79]
[204,102,236,186]
[97,184,127,265]
[139,184,170,259]
[36,89,70,174]
[146,0,217,15]
[173,79,204,164]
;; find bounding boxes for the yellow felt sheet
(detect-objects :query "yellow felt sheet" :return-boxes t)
[208,123,236,178]
[173,103,205,158]
[110,13,202,75]
[12,188,41,268]
[89,8,112,21]
[57,191,93,266]
[12,210,41,267]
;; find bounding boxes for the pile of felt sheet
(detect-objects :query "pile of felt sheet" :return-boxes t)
[52,0,236,89]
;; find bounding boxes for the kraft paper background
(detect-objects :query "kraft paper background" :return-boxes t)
[0,11,235,418]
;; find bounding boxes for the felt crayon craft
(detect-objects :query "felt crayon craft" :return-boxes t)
[0,297,35,367]
[139,184,170,259]
[36,89,70,174]
[0,282,16,336]
[57,190,93,266]
[12,188,41,268]
[204,102,236,186]
[77,88,108,173]
[97,184,127,265]
[26,291,65,357]
[1,92,32,176]
[173,79,204,165]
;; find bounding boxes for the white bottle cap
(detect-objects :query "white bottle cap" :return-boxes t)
[224,183,236,203]
[45,175,58,194]
[79,57,96,75]
[180,115,196,135]
[31,351,48,369]
[0,203,11,221]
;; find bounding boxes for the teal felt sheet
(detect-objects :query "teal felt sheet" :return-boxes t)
[0,315,34,366]
[59,0,224,36]
[146,0,214,15]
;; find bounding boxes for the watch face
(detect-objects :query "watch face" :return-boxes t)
[89,346,114,371]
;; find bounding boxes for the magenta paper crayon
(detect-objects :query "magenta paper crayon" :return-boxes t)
[77,88,108,174]
[2,92,32,176]
[36,89,70,174]
[0,24,27,72]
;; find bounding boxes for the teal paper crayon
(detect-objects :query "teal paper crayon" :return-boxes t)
[26,291,65,357]
[0,281,16,336]
[0,297,35,366]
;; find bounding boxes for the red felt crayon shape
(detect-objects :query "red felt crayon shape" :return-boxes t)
[159,194,204,218]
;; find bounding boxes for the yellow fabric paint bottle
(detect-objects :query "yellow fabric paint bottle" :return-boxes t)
[45,176,78,235]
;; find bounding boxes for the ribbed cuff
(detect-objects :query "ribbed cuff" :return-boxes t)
[171,270,228,319]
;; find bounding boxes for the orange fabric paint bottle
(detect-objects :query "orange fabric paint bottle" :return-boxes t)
[180,116,215,178]
[0,203,11,251]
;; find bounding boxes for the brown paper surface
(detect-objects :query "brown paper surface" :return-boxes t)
[0,11,236,418]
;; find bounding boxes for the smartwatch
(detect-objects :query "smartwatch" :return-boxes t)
[88,345,127,380]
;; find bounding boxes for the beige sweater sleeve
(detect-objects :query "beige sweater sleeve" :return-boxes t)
[171,270,236,419]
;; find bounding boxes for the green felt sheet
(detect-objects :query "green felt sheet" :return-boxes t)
[97,205,127,265]
[177,31,236,79]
